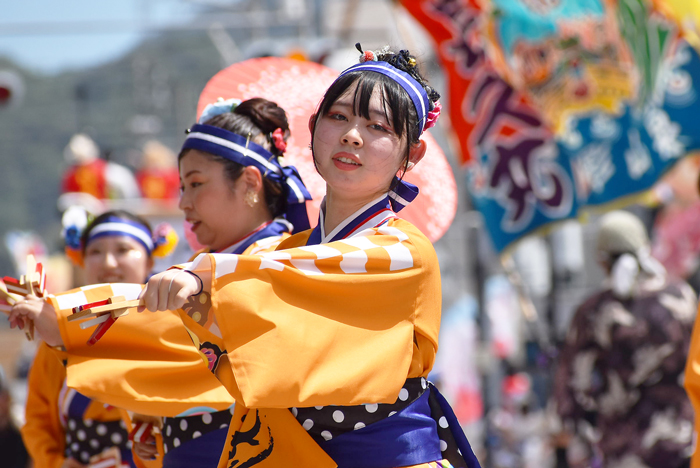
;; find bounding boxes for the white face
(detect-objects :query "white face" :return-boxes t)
[178,150,254,252]
[83,235,152,284]
[312,82,408,207]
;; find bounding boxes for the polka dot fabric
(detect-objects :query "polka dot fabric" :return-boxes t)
[426,390,466,467]
[292,377,427,445]
[64,417,131,465]
[162,408,232,454]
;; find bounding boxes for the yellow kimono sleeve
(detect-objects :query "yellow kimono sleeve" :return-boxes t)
[21,342,67,468]
[685,303,700,468]
[48,236,288,418]
[50,283,234,417]
[184,218,441,409]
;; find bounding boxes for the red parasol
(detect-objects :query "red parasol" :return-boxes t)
[196,57,457,242]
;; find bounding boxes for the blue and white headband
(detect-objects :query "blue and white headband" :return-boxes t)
[333,60,426,212]
[337,61,431,135]
[182,124,312,231]
[88,216,155,253]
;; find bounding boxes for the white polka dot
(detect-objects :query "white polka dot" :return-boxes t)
[229,407,235,415]
[193,431,202,439]
[89,439,99,449]
[111,432,123,445]
[173,438,181,448]
[439,416,449,428]
[332,410,345,423]
[68,420,77,430]
[120,420,127,429]
[202,413,213,424]
[302,419,314,431]
[163,444,168,454]
[166,425,172,437]
[388,411,397,417]
[291,407,298,417]
[126,440,133,450]
[180,419,188,431]
[440,439,447,452]
[66,434,72,444]
[96,424,108,436]
[220,424,228,429]
[421,378,427,389]
[77,429,86,441]
[354,422,366,430]
[84,419,93,427]
[71,442,79,451]
[321,430,333,441]
[314,406,323,410]
[365,403,378,413]
[81,452,89,462]
[398,388,409,401]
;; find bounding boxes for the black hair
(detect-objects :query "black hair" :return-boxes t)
[311,46,440,176]
[179,98,290,219]
[81,210,153,255]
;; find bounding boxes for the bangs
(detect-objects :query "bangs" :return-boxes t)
[317,71,418,142]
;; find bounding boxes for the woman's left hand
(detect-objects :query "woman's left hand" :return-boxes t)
[8,295,64,347]
[138,269,199,313]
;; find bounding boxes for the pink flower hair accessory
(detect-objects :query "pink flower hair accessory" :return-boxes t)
[424,100,442,131]
[271,128,287,153]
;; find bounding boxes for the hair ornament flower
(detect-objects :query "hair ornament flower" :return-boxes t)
[271,128,288,154]
[152,223,179,258]
[61,206,92,266]
[198,97,242,124]
[355,43,378,63]
[424,100,442,131]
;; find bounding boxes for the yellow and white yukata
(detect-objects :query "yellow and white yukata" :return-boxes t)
[50,198,480,468]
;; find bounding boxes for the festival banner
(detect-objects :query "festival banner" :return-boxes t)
[401,0,700,252]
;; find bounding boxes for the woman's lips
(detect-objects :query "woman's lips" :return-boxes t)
[333,153,361,171]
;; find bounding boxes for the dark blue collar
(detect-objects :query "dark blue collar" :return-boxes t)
[217,219,292,254]
[307,195,396,245]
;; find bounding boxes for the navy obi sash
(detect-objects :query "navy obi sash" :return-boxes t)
[162,409,232,467]
[321,384,481,468]
[162,425,229,468]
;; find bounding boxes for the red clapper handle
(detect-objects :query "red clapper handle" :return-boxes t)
[87,315,117,346]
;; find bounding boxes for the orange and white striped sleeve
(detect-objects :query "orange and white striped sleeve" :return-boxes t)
[181,219,442,409]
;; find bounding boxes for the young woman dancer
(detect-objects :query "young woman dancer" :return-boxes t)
[12,47,481,467]
[14,97,311,468]
[22,210,165,468]
[131,97,312,468]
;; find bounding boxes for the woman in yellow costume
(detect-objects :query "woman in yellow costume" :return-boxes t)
[22,209,168,468]
[127,96,312,468]
[11,45,481,468]
[19,97,311,468]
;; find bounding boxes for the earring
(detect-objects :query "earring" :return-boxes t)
[406,162,415,170]
[244,190,259,208]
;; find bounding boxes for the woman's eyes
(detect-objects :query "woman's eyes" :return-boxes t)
[327,112,390,132]
[180,181,202,192]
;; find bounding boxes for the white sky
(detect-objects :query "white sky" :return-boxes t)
[0,0,202,74]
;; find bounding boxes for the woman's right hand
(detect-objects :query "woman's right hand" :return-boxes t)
[8,295,63,347]
[138,269,199,313]
[133,437,159,461]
